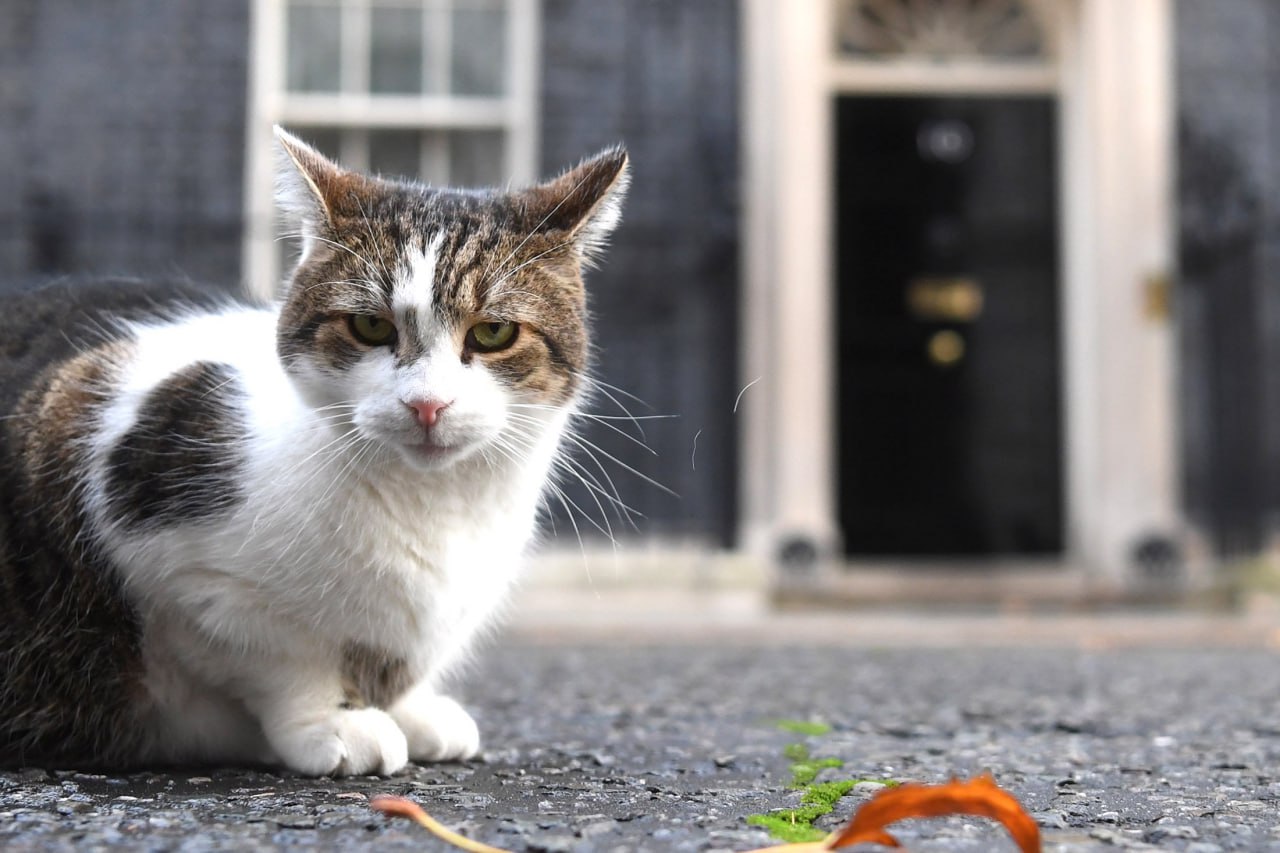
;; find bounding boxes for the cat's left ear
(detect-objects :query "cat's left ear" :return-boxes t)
[522,146,630,265]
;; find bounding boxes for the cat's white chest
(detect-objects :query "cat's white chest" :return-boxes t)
[336,471,533,675]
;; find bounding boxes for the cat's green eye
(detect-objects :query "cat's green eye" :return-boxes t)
[467,320,518,352]
[348,314,397,346]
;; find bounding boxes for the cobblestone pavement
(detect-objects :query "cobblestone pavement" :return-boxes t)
[2,642,1279,852]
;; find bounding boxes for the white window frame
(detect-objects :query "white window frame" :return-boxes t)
[242,0,541,300]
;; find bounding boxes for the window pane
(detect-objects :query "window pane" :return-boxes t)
[287,126,342,162]
[449,130,504,186]
[451,0,506,96]
[371,6,423,94]
[421,132,450,186]
[286,2,342,92]
[369,130,421,180]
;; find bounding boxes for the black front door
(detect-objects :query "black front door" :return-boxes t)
[835,95,1062,557]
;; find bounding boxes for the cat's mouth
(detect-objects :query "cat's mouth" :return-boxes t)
[400,432,488,470]
[405,438,458,462]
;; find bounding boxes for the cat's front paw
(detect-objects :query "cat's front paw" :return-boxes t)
[390,693,480,762]
[270,707,409,776]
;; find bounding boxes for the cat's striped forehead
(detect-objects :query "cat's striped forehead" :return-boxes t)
[277,183,590,401]
[392,232,445,326]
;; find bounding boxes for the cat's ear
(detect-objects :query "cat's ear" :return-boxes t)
[522,146,630,265]
[274,126,374,247]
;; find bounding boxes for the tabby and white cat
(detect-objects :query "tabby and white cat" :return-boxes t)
[0,128,628,775]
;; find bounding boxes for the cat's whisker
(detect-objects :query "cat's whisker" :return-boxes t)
[502,418,638,523]
[502,409,654,531]
[576,376,655,443]
[503,415,637,522]
[491,421,626,530]
[554,455,643,532]
[309,404,366,420]
[542,481,593,584]
[305,407,362,422]
[276,232,384,286]
[308,401,362,415]
[556,428,676,499]
[512,404,674,422]
[482,439,531,473]
[566,482,618,549]
[283,423,371,476]
[480,434,605,563]
[581,375,653,408]
[510,404,663,455]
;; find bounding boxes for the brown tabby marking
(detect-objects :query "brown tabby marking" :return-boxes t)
[1,339,146,764]
[340,642,412,710]
[21,341,134,539]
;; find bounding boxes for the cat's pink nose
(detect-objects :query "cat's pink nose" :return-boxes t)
[405,398,451,428]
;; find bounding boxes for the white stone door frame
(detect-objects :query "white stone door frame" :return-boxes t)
[740,0,1177,589]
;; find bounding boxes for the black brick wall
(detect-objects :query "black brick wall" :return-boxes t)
[1,0,740,544]
[1177,0,1280,555]
[0,0,250,291]
[540,0,741,546]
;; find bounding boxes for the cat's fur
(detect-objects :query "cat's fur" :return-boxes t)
[0,129,628,774]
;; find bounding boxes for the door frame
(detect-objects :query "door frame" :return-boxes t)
[740,0,1178,590]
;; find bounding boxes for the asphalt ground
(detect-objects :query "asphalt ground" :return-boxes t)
[2,627,1279,852]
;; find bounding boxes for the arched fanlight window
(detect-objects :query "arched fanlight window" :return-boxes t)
[835,0,1056,62]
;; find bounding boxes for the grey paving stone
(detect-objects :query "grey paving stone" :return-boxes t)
[1,644,1278,851]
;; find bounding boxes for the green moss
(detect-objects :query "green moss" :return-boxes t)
[802,779,857,807]
[783,741,843,786]
[745,792,849,843]
[774,719,832,737]
[747,728,903,844]
[746,812,829,843]
[747,751,858,842]
[783,742,810,762]
[789,756,844,787]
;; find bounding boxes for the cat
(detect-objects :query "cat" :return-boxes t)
[0,127,628,775]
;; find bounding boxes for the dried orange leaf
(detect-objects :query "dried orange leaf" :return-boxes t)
[828,774,1040,852]
[370,795,515,853]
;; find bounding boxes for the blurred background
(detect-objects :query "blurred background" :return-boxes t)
[1,0,1277,609]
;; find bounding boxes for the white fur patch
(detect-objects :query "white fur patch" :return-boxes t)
[392,232,445,329]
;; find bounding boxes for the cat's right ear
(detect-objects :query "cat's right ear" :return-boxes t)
[521,146,630,268]
[274,126,368,252]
